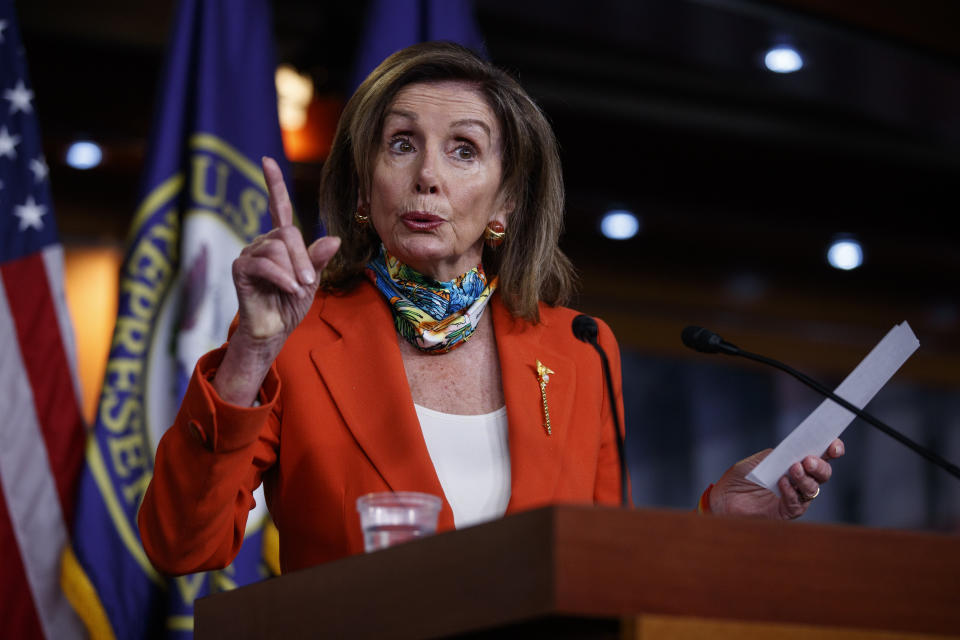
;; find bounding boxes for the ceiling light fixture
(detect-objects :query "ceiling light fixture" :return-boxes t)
[65,140,103,169]
[827,237,864,271]
[600,209,640,240]
[764,46,803,73]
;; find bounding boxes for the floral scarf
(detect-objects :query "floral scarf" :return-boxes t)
[366,246,497,354]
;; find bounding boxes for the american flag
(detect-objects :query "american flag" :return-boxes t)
[0,3,85,638]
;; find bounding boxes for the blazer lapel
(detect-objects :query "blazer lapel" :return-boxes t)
[492,298,575,513]
[307,284,452,527]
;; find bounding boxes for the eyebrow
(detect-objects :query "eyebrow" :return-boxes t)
[452,119,492,140]
[384,110,492,141]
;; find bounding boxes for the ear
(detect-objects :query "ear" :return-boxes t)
[490,189,516,228]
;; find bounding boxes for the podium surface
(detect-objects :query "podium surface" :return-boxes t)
[196,506,960,638]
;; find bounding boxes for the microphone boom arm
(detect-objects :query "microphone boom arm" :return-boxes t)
[728,346,960,480]
[573,315,631,507]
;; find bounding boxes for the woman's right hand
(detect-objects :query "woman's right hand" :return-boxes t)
[213,156,340,406]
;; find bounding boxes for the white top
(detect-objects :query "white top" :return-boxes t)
[415,403,511,529]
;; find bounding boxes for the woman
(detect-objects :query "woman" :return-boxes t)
[138,42,842,575]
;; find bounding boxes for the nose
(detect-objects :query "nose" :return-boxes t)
[414,147,439,195]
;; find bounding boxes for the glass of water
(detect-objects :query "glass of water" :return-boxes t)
[356,491,442,553]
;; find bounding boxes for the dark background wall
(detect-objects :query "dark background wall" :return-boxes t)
[17,0,960,529]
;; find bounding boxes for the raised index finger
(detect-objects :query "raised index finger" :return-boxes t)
[262,156,294,229]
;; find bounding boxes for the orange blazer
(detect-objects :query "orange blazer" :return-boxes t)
[138,281,625,576]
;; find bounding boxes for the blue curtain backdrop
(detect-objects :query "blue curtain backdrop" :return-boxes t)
[351,0,486,90]
[66,1,289,637]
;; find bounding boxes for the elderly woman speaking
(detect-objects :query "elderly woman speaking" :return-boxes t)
[138,42,842,575]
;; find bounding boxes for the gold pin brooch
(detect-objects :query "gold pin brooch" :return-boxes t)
[536,360,554,435]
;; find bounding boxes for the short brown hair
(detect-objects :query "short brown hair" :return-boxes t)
[318,41,575,321]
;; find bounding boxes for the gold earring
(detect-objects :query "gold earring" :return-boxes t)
[484,221,505,247]
[354,203,369,226]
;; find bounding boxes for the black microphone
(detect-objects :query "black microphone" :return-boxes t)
[572,314,598,343]
[681,325,739,355]
[681,326,960,481]
[573,315,631,507]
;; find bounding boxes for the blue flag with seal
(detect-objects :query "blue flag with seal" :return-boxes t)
[62,0,288,637]
[351,0,486,90]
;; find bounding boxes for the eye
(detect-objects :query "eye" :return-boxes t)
[453,143,477,160]
[388,136,415,153]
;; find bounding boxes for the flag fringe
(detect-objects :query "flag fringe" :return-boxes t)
[60,546,117,640]
[262,519,281,576]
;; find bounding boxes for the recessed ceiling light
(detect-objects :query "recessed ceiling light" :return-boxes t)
[65,141,102,170]
[827,238,863,271]
[600,209,641,240]
[764,46,803,73]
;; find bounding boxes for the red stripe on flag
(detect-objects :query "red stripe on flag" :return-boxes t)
[0,253,85,528]
[0,482,46,639]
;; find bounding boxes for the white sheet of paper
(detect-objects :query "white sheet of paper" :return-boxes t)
[746,321,919,495]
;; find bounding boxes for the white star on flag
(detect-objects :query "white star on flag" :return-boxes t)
[14,195,47,230]
[0,125,20,158]
[4,79,34,114]
[29,156,49,182]
[0,21,7,44]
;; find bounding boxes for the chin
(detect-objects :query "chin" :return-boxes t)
[388,236,448,263]
[387,236,480,280]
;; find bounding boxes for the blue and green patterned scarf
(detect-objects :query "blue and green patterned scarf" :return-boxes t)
[366,246,497,354]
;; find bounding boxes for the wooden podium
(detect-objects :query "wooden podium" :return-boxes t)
[195,506,960,639]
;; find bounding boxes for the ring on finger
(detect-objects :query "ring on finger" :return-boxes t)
[798,486,820,503]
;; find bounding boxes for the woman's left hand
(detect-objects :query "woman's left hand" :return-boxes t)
[709,439,844,519]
